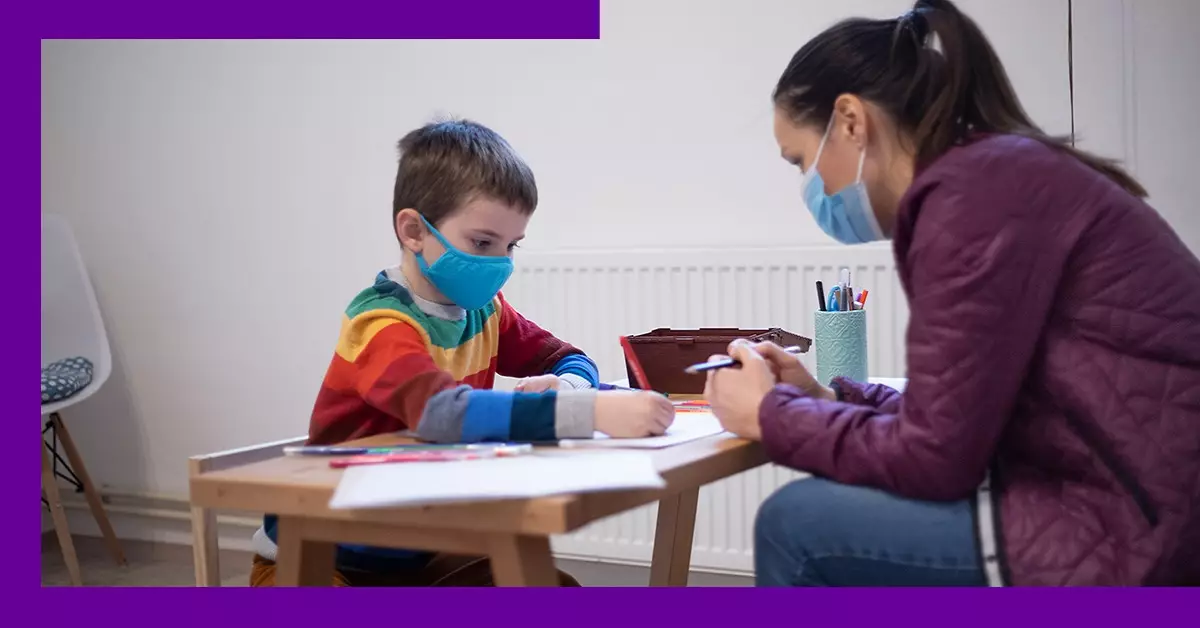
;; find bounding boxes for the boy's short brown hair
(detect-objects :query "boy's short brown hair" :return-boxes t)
[392,119,538,230]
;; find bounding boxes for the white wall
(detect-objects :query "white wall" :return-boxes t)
[41,0,1070,501]
[1071,0,1200,254]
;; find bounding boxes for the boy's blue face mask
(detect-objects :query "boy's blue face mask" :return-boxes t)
[801,116,885,245]
[415,216,514,310]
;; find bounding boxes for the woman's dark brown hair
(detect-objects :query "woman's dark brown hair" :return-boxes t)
[773,0,1146,197]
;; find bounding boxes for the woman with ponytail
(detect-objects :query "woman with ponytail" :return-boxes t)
[704,0,1200,586]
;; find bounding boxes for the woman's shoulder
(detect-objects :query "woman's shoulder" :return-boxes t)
[903,133,1115,224]
[893,134,1109,262]
[902,135,1047,222]
[918,133,1066,185]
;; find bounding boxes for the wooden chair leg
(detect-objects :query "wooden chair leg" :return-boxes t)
[42,440,82,586]
[648,487,699,586]
[191,505,221,586]
[487,534,560,587]
[50,413,125,566]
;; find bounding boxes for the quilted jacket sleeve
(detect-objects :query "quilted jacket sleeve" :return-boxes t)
[759,174,1070,501]
[833,377,903,413]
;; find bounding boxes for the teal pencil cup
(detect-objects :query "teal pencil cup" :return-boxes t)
[814,308,868,385]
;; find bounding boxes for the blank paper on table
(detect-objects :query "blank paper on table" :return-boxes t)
[328,451,665,510]
[558,411,726,449]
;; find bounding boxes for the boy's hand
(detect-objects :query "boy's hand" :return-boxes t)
[514,374,561,393]
[594,391,675,438]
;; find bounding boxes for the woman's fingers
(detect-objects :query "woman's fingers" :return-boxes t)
[753,341,799,368]
[727,339,754,362]
[728,339,769,373]
[754,341,787,360]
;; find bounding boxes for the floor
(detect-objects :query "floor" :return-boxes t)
[41,535,754,587]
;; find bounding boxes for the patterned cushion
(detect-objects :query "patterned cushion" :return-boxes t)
[41,357,94,404]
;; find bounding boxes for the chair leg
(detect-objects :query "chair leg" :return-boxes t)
[42,440,82,586]
[50,413,126,566]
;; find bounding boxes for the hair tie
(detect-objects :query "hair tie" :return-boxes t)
[901,8,931,42]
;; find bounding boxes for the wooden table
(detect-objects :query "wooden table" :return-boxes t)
[189,430,769,587]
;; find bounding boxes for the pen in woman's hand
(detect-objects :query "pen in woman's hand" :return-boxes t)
[685,345,806,374]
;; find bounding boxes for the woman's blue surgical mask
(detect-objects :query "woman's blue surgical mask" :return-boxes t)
[415,216,513,310]
[801,117,885,245]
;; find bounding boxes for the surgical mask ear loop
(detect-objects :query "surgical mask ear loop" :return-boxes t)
[806,115,836,177]
[855,142,866,183]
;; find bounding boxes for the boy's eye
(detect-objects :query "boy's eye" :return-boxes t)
[507,242,521,252]
[472,239,491,250]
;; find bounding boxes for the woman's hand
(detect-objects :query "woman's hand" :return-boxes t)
[752,341,836,402]
[702,340,779,441]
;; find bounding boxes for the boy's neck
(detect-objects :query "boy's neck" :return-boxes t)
[398,253,453,305]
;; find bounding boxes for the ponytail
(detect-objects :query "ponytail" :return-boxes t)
[774,0,1147,198]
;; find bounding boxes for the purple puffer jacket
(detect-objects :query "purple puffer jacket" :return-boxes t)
[760,134,1200,586]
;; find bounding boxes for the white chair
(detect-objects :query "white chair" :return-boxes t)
[41,213,126,586]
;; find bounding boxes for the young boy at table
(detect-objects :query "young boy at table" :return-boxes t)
[249,119,675,587]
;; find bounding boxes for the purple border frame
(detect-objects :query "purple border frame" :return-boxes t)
[17,0,1197,621]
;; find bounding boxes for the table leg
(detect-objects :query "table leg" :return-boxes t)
[488,534,559,587]
[190,505,221,586]
[649,487,699,586]
[275,516,336,586]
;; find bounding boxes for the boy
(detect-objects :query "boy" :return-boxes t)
[249,119,675,586]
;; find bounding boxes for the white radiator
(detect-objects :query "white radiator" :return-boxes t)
[501,245,908,574]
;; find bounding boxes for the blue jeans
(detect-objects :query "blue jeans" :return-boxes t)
[754,478,987,586]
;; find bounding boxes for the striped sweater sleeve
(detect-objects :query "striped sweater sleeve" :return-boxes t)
[320,316,595,444]
[417,386,596,443]
[495,293,600,386]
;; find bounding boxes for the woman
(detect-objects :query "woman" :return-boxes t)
[704,0,1200,586]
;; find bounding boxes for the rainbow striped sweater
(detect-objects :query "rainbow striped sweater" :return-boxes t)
[253,267,599,569]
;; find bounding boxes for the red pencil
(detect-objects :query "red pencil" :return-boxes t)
[619,335,652,390]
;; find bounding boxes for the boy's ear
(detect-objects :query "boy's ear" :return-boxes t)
[395,209,426,253]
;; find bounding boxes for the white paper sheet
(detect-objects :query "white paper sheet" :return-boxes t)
[558,411,726,449]
[328,451,665,510]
